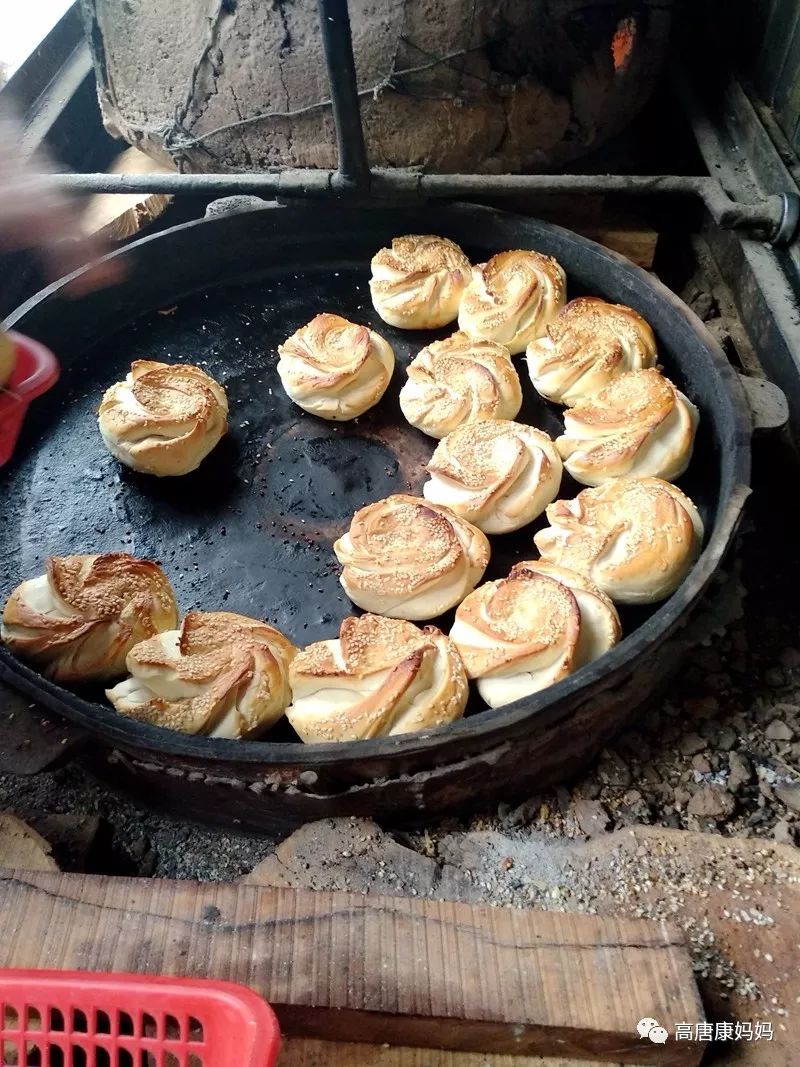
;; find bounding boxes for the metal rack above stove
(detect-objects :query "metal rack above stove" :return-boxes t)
[49,0,800,250]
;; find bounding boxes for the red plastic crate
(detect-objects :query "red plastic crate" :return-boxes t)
[0,970,281,1067]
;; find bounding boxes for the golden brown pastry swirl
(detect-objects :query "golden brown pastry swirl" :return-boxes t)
[287,613,468,743]
[277,313,394,421]
[527,297,657,405]
[333,493,490,620]
[1,553,178,681]
[98,360,228,477]
[0,329,15,387]
[370,234,472,329]
[534,477,704,604]
[105,611,297,738]
[399,332,522,439]
[423,419,563,534]
[458,250,566,354]
[450,560,621,708]
[556,368,699,485]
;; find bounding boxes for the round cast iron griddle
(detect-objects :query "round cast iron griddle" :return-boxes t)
[0,202,751,823]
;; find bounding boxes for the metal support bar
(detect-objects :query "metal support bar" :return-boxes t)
[53,169,794,243]
[672,57,800,447]
[315,0,370,189]
[674,67,800,249]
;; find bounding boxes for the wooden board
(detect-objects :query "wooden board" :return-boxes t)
[0,870,704,1066]
[577,221,659,270]
[80,145,172,240]
[244,819,800,1067]
[490,198,659,269]
[279,1038,641,1066]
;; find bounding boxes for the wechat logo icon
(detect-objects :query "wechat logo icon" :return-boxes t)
[637,1018,668,1044]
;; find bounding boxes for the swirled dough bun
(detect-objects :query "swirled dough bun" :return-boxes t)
[333,493,490,621]
[527,297,657,405]
[458,249,566,354]
[98,360,228,476]
[286,613,468,742]
[369,234,472,329]
[422,419,563,534]
[106,611,297,739]
[1,553,178,682]
[450,560,621,708]
[556,368,699,486]
[534,477,704,604]
[399,331,522,439]
[277,312,394,421]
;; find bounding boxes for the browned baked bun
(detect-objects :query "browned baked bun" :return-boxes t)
[534,477,704,604]
[399,331,522,439]
[1,553,178,681]
[277,312,395,420]
[106,611,297,738]
[287,613,468,742]
[556,368,699,485]
[527,297,657,405]
[423,419,563,534]
[98,360,228,476]
[369,235,472,329]
[450,560,621,708]
[0,330,15,388]
[458,249,566,354]
[333,493,490,620]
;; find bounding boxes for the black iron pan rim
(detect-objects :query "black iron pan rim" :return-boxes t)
[0,202,752,767]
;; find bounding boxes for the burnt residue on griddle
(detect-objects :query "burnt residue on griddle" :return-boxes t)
[0,267,576,650]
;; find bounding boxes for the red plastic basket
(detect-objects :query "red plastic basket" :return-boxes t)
[0,970,281,1067]
[0,331,60,467]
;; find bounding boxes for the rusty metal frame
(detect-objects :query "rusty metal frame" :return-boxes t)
[53,168,796,243]
[44,0,800,247]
